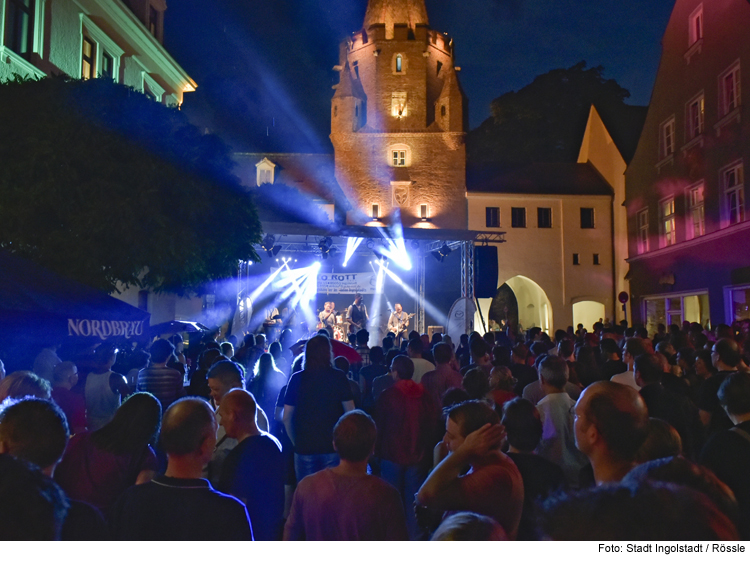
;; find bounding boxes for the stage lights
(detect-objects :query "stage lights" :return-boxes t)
[343,237,363,267]
[261,234,282,258]
[431,242,452,263]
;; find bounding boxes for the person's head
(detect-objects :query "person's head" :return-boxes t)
[483,332,495,346]
[623,457,739,526]
[221,342,235,358]
[718,372,750,420]
[332,410,377,462]
[303,335,333,371]
[356,329,369,346]
[491,345,512,367]
[394,303,402,313]
[160,398,217,463]
[600,338,620,358]
[538,356,569,391]
[444,400,500,454]
[501,397,542,452]
[149,339,175,365]
[354,294,363,305]
[269,342,282,359]
[431,512,507,541]
[694,348,715,377]
[0,371,51,403]
[0,397,69,473]
[622,338,648,366]
[634,417,682,463]
[0,454,69,540]
[469,339,490,365]
[91,392,162,454]
[382,336,394,353]
[407,337,423,358]
[573,381,649,464]
[489,366,516,392]
[369,346,384,365]
[323,301,331,311]
[633,353,663,387]
[207,360,245,406]
[511,343,528,363]
[390,355,414,381]
[441,388,470,410]
[538,482,738,540]
[558,339,575,359]
[712,338,741,370]
[199,348,222,372]
[93,342,118,369]
[52,361,78,389]
[462,368,490,399]
[333,356,350,375]
[218,389,258,439]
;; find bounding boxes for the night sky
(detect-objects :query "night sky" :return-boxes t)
[164,0,675,153]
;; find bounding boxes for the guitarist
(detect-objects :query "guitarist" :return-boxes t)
[388,304,413,341]
[346,294,369,335]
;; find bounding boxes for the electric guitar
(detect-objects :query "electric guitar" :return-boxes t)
[389,313,415,335]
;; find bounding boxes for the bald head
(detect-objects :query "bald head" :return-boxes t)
[576,381,649,463]
[218,389,259,440]
[160,398,217,458]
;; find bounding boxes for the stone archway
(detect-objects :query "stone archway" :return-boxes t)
[498,276,553,335]
[488,283,519,334]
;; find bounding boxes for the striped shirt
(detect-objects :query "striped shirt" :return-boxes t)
[137,365,185,410]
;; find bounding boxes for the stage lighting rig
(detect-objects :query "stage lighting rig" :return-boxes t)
[431,242,452,263]
[319,237,336,259]
[261,235,282,258]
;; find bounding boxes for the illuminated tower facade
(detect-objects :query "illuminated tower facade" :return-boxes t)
[331,0,468,229]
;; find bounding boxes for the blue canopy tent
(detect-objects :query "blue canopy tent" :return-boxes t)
[0,251,150,370]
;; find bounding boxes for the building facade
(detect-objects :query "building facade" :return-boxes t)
[626,0,750,334]
[1,0,195,105]
[330,0,468,230]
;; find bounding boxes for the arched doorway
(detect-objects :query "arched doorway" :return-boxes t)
[572,301,606,330]
[489,276,552,335]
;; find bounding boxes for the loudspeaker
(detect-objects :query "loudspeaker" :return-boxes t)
[474,246,498,298]
[427,326,444,337]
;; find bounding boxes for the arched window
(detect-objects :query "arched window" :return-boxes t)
[441,105,446,117]
[393,53,407,74]
[396,55,402,73]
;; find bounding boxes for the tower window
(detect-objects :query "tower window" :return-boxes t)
[396,55,402,73]
[372,204,380,220]
[334,106,338,117]
[537,208,552,228]
[437,61,443,76]
[441,105,446,117]
[353,61,359,79]
[593,254,600,266]
[392,150,406,167]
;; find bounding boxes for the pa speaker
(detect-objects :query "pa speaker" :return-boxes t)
[474,246,498,298]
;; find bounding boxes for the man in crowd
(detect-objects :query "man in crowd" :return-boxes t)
[535,356,589,487]
[699,338,741,434]
[421,342,463,411]
[32,342,61,383]
[610,337,648,391]
[572,381,649,485]
[217,389,284,541]
[416,401,524,539]
[375,355,438,539]
[460,339,492,378]
[284,410,408,540]
[137,339,185,411]
[407,337,435,384]
[111,397,253,540]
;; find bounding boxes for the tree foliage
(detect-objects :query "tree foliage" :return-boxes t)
[0,76,262,293]
[467,62,631,164]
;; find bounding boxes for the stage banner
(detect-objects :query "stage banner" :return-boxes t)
[317,273,378,295]
[446,297,476,339]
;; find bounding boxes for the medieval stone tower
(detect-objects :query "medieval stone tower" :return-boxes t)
[331,0,468,229]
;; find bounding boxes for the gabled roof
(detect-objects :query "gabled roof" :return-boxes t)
[233,152,349,208]
[594,104,649,164]
[467,162,613,196]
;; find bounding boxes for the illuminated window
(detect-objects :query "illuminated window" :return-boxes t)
[81,37,96,80]
[396,55,402,73]
[392,150,406,167]
[372,204,380,220]
[686,92,704,140]
[511,208,526,228]
[660,198,676,247]
[580,208,595,229]
[688,182,705,239]
[660,117,675,159]
[720,62,741,117]
[4,0,35,58]
[420,204,429,220]
[722,162,744,226]
[637,209,649,254]
[255,158,276,186]
[689,5,703,46]
[486,207,499,228]
[393,53,406,74]
[392,92,407,118]
[537,208,552,228]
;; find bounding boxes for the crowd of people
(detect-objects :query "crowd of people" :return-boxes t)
[1,318,749,541]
